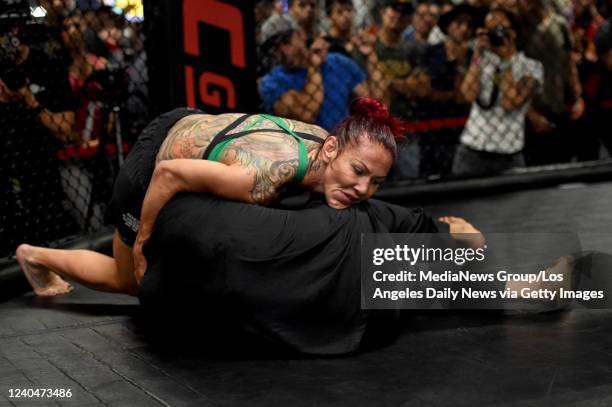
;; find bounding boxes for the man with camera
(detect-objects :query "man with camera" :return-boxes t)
[452,7,543,177]
[258,17,385,130]
[1,1,78,254]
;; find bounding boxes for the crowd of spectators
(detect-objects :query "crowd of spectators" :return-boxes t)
[0,0,148,255]
[255,0,612,179]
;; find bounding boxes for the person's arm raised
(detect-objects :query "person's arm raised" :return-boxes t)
[273,67,324,123]
[460,28,488,103]
[351,30,388,102]
[273,37,328,123]
[16,85,75,141]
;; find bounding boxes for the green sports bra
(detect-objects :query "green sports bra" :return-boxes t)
[202,114,317,184]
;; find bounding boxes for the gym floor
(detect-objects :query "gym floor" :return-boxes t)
[1,181,611,406]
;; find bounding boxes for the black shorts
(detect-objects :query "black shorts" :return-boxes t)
[106,107,204,246]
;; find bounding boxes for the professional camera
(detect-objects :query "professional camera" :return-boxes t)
[83,65,129,104]
[1,0,49,90]
[0,0,28,87]
[487,25,510,47]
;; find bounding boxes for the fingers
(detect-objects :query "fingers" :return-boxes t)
[475,29,490,52]
[441,217,486,248]
[132,241,145,284]
[438,216,464,223]
[309,37,329,67]
[530,114,555,133]
[570,97,585,120]
[353,30,376,56]
[357,29,376,45]
[540,118,555,133]
[133,255,145,284]
[310,36,329,53]
[135,262,145,284]
[0,80,11,94]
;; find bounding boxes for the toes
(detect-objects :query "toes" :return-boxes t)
[37,285,73,297]
[35,288,57,297]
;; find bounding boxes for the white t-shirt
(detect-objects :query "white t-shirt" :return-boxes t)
[427,26,445,45]
[460,51,544,154]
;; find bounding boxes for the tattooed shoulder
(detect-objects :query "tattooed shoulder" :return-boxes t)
[221,136,299,204]
[156,113,245,163]
[286,119,328,141]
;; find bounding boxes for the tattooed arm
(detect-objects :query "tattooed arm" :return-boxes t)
[133,142,299,282]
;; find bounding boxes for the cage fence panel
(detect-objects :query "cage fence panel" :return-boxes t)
[255,0,612,180]
[1,0,149,259]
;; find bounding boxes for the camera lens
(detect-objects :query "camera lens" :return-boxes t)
[487,26,507,47]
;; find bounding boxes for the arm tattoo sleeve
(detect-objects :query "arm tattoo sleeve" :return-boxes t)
[222,136,299,203]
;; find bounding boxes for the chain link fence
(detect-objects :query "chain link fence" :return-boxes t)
[256,0,612,180]
[1,0,148,258]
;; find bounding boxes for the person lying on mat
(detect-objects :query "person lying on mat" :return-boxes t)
[17,97,479,297]
[138,193,484,355]
[135,192,585,355]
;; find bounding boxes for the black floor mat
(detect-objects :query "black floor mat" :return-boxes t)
[2,181,612,406]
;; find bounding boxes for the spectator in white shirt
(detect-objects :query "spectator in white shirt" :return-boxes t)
[452,7,543,177]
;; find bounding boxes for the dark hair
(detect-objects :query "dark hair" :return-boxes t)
[325,0,353,15]
[257,28,295,75]
[262,28,295,52]
[415,0,439,6]
[489,7,522,48]
[330,97,406,160]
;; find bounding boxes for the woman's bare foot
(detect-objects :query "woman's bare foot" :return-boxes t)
[16,244,74,296]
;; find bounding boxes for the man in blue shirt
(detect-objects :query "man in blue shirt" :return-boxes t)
[259,28,383,130]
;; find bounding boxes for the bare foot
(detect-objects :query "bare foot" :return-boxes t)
[16,244,74,296]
